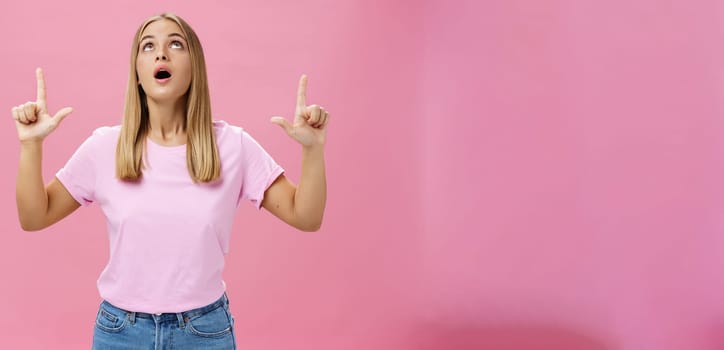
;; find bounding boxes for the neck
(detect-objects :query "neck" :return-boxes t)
[146,96,187,146]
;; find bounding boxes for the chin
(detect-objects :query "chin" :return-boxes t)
[144,89,187,103]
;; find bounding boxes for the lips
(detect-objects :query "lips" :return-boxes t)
[153,66,172,82]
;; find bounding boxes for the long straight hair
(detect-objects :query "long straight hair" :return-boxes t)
[116,13,220,183]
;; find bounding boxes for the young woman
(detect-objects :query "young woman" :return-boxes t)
[13,13,328,349]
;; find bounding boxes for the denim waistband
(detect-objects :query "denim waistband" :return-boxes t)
[101,293,229,324]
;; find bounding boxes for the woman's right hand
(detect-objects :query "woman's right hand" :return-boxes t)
[11,68,73,144]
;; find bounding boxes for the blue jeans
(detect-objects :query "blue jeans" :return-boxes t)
[92,293,237,349]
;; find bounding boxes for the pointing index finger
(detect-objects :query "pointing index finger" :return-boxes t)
[36,68,47,107]
[296,74,308,113]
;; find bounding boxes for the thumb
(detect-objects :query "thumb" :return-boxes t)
[270,116,293,134]
[52,107,74,124]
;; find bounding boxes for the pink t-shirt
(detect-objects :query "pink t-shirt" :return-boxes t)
[56,120,284,313]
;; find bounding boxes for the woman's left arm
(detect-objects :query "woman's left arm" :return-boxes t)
[261,75,329,232]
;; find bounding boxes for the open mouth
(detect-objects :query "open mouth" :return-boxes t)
[154,69,172,80]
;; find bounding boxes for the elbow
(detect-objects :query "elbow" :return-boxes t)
[20,222,42,232]
[303,223,322,232]
[18,217,44,232]
[296,218,323,232]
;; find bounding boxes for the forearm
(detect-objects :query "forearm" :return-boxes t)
[16,141,48,230]
[293,145,326,231]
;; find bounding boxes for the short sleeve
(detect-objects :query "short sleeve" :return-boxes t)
[238,131,284,209]
[55,128,104,206]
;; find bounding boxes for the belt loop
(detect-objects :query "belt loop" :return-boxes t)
[129,312,136,325]
[176,312,185,329]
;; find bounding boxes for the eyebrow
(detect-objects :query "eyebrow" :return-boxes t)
[140,33,187,42]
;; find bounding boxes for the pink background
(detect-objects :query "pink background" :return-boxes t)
[1,0,724,349]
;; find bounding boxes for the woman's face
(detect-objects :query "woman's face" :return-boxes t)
[136,19,192,104]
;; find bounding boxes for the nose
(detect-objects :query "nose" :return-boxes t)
[155,48,168,61]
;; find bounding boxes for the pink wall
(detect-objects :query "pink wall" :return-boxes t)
[419,1,724,349]
[1,0,723,349]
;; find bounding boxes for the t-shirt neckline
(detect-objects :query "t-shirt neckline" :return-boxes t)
[146,137,186,153]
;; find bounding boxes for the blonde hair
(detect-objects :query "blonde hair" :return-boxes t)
[116,13,220,183]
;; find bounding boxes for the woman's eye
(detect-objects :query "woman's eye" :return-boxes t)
[142,43,153,51]
[170,41,183,49]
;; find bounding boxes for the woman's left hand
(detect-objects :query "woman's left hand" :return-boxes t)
[271,75,329,147]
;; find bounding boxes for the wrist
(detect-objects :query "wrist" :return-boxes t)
[302,143,324,153]
[20,139,43,149]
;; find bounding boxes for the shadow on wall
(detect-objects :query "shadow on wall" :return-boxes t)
[409,323,611,350]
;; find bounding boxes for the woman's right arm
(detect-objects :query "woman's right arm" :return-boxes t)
[13,68,77,231]
[17,142,79,231]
